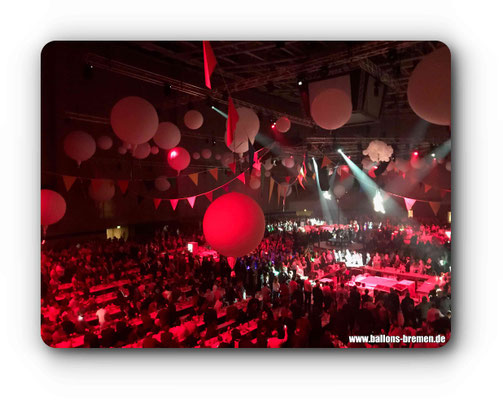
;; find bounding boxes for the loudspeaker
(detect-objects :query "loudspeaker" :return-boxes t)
[318,168,330,191]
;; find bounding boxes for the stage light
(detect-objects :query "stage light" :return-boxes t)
[431,153,436,157]
[298,80,303,86]
[413,151,418,156]
[322,191,332,200]
[116,225,121,229]
[337,148,342,153]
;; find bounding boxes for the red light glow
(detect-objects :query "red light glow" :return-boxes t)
[413,151,418,156]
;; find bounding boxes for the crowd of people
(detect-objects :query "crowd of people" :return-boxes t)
[41,218,451,348]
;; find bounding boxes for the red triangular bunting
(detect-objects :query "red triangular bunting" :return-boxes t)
[205,192,213,202]
[187,196,196,208]
[203,41,217,89]
[285,176,291,183]
[117,180,129,195]
[153,198,162,210]
[237,173,245,184]
[404,197,416,211]
[170,199,179,211]
[209,168,218,181]
[429,202,441,216]
[321,156,332,168]
[228,162,236,174]
[226,96,239,147]
[424,184,432,193]
[62,175,76,192]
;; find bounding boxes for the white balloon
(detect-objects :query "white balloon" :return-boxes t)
[153,122,181,150]
[264,158,274,171]
[201,148,212,159]
[264,170,271,177]
[333,184,346,198]
[97,135,113,150]
[249,178,261,190]
[132,142,151,159]
[150,145,159,155]
[214,153,221,161]
[236,107,260,142]
[363,140,394,162]
[310,88,352,130]
[110,96,159,145]
[184,110,204,130]
[63,131,96,166]
[252,168,261,177]
[154,176,171,191]
[445,161,451,171]
[275,117,291,133]
[221,152,234,168]
[118,146,127,155]
[282,156,295,169]
[193,152,201,160]
[89,179,115,202]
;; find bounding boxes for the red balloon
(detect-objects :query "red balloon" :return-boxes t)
[203,192,265,258]
[41,189,66,226]
[167,147,190,173]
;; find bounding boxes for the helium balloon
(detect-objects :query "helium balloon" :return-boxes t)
[445,161,451,171]
[249,177,261,190]
[282,156,295,169]
[214,153,221,161]
[203,192,265,258]
[264,170,271,177]
[150,145,159,155]
[89,179,115,202]
[221,152,234,168]
[252,168,261,178]
[132,142,151,159]
[63,131,96,166]
[110,96,159,145]
[153,122,181,150]
[235,107,260,142]
[310,88,352,130]
[118,146,127,155]
[275,117,291,133]
[333,184,346,199]
[167,147,190,173]
[225,128,249,154]
[193,152,201,160]
[97,135,113,150]
[154,176,171,191]
[41,189,66,226]
[407,46,451,126]
[263,158,274,171]
[184,110,204,130]
[201,148,212,159]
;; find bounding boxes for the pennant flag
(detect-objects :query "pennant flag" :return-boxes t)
[312,173,316,180]
[153,198,162,210]
[170,199,179,211]
[404,197,416,211]
[228,162,236,174]
[62,175,76,192]
[205,192,213,202]
[440,190,449,199]
[297,175,306,190]
[424,184,432,193]
[337,167,342,176]
[254,152,259,163]
[117,180,129,195]
[209,168,218,181]
[269,177,275,202]
[285,176,291,183]
[402,172,406,179]
[237,172,246,184]
[321,156,332,168]
[253,162,261,171]
[188,173,199,186]
[203,41,217,89]
[429,202,441,215]
[187,196,196,208]
[226,96,239,147]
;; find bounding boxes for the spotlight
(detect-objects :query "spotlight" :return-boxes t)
[337,148,342,153]
[163,83,172,96]
[271,123,276,129]
[413,151,418,156]
[431,153,436,157]
[322,191,332,200]
[298,80,303,86]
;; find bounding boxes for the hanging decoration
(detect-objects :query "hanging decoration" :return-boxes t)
[203,41,217,89]
[188,173,199,186]
[363,140,394,162]
[167,147,191,174]
[184,110,204,130]
[153,198,162,210]
[97,136,113,150]
[153,122,181,150]
[132,142,151,159]
[404,197,417,211]
[170,199,179,211]
[62,176,76,192]
[41,189,67,231]
[117,180,129,194]
[187,196,196,208]
[63,131,96,166]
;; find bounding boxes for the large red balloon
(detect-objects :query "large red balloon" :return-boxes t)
[167,147,190,173]
[407,46,451,126]
[41,189,66,226]
[203,192,265,258]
